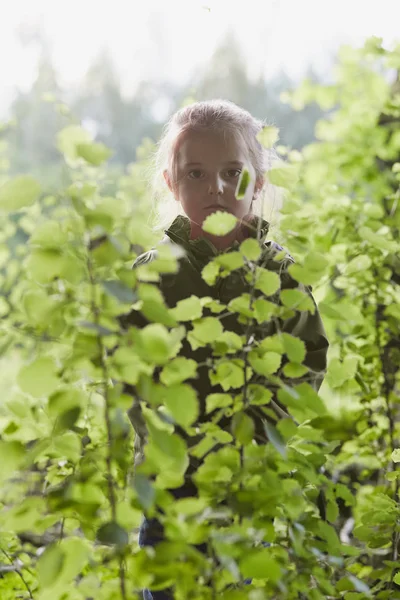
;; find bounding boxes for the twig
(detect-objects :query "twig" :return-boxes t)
[0,549,33,599]
[86,253,126,600]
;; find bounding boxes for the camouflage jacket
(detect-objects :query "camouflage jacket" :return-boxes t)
[120,214,329,475]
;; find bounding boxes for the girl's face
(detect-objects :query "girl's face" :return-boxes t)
[163,129,264,228]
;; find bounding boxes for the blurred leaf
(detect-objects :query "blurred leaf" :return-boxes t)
[163,384,199,428]
[0,175,41,212]
[202,211,238,236]
[97,522,129,547]
[17,356,59,398]
[103,280,137,304]
[240,238,261,261]
[170,295,203,321]
[257,126,280,148]
[133,473,155,511]
[235,168,251,200]
[160,357,198,386]
[263,421,287,458]
[37,544,65,589]
[268,164,299,189]
[239,548,281,581]
[76,141,113,166]
[254,267,280,296]
[232,411,255,445]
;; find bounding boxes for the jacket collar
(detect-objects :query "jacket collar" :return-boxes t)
[163,214,270,271]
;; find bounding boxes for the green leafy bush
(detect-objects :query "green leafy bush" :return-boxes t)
[0,36,399,599]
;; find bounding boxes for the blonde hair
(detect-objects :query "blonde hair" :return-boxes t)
[145,99,285,233]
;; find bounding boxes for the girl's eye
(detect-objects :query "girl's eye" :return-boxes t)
[188,169,242,179]
[188,170,203,179]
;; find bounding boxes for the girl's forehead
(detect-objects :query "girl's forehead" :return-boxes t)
[175,128,248,163]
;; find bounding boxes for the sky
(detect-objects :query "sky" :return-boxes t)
[1,0,399,119]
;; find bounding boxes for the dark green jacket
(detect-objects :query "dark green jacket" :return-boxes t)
[121,215,329,472]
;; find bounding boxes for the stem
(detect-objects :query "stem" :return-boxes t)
[86,254,126,599]
[1,549,33,599]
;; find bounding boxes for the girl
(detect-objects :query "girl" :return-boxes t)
[121,99,329,599]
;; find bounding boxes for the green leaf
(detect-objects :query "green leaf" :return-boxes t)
[103,280,136,304]
[213,330,244,354]
[257,126,280,148]
[254,298,278,323]
[296,383,327,417]
[48,388,86,418]
[254,267,281,296]
[160,357,198,385]
[235,167,251,200]
[76,141,113,166]
[52,432,81,462]
[326,356,359,388]
[287,263,322,286]
[78,320,115,336]
[170,295,203,321]
[359,225,398,252]
[133,473,155,511]
[210,359,249,390]
[248,350,282,376]
[57,125,92,161]
[228,293,253,319]
[206,393,233,414]
[215,251,244,272]
[268,164,299,190]
[345,254,372,275]
[17,356,59,398]
[240,238,262,261]
[145,419,189,483]
[139,323,172,364]
[25,249,84,284]
[163,384,199,428]
[305,251,329,272]
[202,211,238,236]
[326,498,339,523]
[58,538,90,587]
[188,317,224,350]
[48,388,84,432]
[391,449,400,463]
[0,441,25,482]
[29,220,68,248]
[282,333,306,363]
[231,411,255,445]
[97,521,129,547]
[280,288,315,313]
[263,421,287,458]
[201,260,220,285]
[239,548,281,581]
[37,544,65,589]
[0,175,41,212]
[283,362,309,378]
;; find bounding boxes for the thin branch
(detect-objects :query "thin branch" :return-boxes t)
[0,549,34,599]
[86,253,127,600]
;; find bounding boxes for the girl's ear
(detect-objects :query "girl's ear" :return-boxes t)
[254,175,265,199]
[163,169,173,192]
[164,169,180,202]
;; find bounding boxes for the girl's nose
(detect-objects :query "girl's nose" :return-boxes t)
[208,176,224,195]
